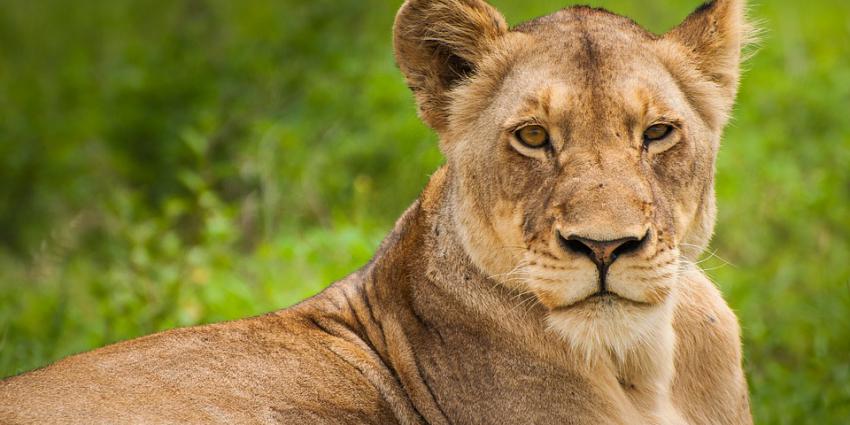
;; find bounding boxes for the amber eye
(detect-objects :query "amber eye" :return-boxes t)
[515,125,549,148]
[643,124,673,144]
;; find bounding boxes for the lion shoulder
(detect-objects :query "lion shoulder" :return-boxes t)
[0,299,399,424]
[671,268,751,425]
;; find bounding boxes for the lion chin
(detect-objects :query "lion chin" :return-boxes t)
[545,285,677,366]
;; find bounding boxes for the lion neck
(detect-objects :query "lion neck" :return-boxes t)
[371,165,681,421]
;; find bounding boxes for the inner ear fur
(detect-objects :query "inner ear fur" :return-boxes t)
[665,0,758,105]
[394,0,508,133]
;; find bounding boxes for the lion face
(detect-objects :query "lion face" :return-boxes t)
[395,0,751,357]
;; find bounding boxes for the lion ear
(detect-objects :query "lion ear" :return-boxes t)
[394,0,508,133]
[665,0,756,105]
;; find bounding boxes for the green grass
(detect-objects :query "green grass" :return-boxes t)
[1,1,848,423]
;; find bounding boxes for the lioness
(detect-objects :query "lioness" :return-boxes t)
[0,0,755,423]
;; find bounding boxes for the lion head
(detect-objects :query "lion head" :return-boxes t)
[394,0,754,359]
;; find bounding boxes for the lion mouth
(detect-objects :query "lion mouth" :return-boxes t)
[552,290,651,311]
[589,289,613,299]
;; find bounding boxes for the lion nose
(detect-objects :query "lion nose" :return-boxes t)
[558,232,648,268]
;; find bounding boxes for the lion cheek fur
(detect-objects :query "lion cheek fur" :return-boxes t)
[451,182,528,288]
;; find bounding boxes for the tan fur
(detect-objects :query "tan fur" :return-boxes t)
[0,1,754,423]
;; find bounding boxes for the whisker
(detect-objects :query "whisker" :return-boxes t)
[493,245,532,253]
[517,296,542,321]
[677,256,728,274]
[487,259,531,281]
[679,243,736,268]
[508,292,540,318]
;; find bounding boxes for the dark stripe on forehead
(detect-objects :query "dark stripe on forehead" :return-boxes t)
[579,30,601,68]
[573,27,609,129]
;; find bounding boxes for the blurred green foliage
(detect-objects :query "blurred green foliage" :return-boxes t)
[0,0,848,423]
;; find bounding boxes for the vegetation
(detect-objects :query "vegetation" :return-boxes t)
[1,1,847,423]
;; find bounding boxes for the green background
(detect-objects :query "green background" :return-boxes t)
[1,0,848,422]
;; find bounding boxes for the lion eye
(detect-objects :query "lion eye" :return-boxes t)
[516,125,549,148]
[643,124,673,144]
